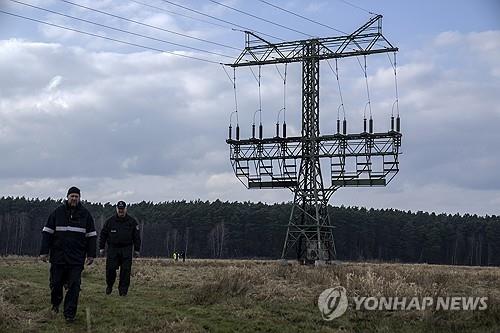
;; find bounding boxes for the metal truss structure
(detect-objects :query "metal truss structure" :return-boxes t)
[226,15,402,263]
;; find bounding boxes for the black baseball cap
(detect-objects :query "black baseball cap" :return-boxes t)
[116,201,127,209]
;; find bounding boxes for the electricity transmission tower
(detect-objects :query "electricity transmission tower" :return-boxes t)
[226,15,402,264]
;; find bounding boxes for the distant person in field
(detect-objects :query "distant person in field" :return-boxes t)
[99,201,141,296]
[39,186,97,323]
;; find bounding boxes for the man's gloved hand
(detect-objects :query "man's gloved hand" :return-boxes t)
[39,254,48,262]
[134,251,140,258]
[86,257,94,265]
[99,249,105,257]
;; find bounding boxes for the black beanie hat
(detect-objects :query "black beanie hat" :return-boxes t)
[67,186,81,196]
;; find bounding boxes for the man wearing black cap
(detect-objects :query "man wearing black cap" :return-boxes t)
[39,186,97,323]
[99,201,141,296]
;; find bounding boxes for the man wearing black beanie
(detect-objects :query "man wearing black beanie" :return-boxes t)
[39,186,97,323]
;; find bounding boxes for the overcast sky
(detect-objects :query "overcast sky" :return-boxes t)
[0,0,499,215]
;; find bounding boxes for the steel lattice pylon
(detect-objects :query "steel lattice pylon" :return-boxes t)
[226,15,402,264]
[283,40,333,262]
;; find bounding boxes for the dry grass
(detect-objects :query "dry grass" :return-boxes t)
[0,278,48,332]
[107,259,500,319]
[191,269,254,305]
[1,257,500,332]
[121,258,500,330]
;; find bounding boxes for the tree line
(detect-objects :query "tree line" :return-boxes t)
[0,196,499,266]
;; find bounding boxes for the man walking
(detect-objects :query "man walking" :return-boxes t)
[99,201,141,296]
[40,186,97,323]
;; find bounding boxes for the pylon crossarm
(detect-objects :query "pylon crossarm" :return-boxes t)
[228,132,401,160]
[229,15,397,67]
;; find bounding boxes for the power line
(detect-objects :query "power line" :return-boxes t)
[156,0,285,41]
[0,9,222,64]
[256,0,347,34]
[9,0,235,59]
[255,1,389,52]
[128,0,231,30]
[337,0,377,16]
[56,0,239,51]
[207,0,314,38]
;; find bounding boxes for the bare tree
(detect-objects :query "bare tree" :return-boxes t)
[140,220,144,253]
[172,228,178,252]
[184,227,189,258]
[165,227,170,257]
[18,213,27,255]
[208,222,226,258]
[4,214,12,255]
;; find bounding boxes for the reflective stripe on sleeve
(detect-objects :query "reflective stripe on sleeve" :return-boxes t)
[42,227,55,234]
[85,231,97,237]
[55,226,87,233]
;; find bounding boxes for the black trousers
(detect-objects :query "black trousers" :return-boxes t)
[106,246,133,294]
[49,264,83,319]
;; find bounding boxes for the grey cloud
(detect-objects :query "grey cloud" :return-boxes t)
[0,42,232,180]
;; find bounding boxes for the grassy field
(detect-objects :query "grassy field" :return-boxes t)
[1,257,500,332]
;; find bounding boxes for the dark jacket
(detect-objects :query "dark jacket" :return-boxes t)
[40,202,97,265]
[99,214,141,250]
